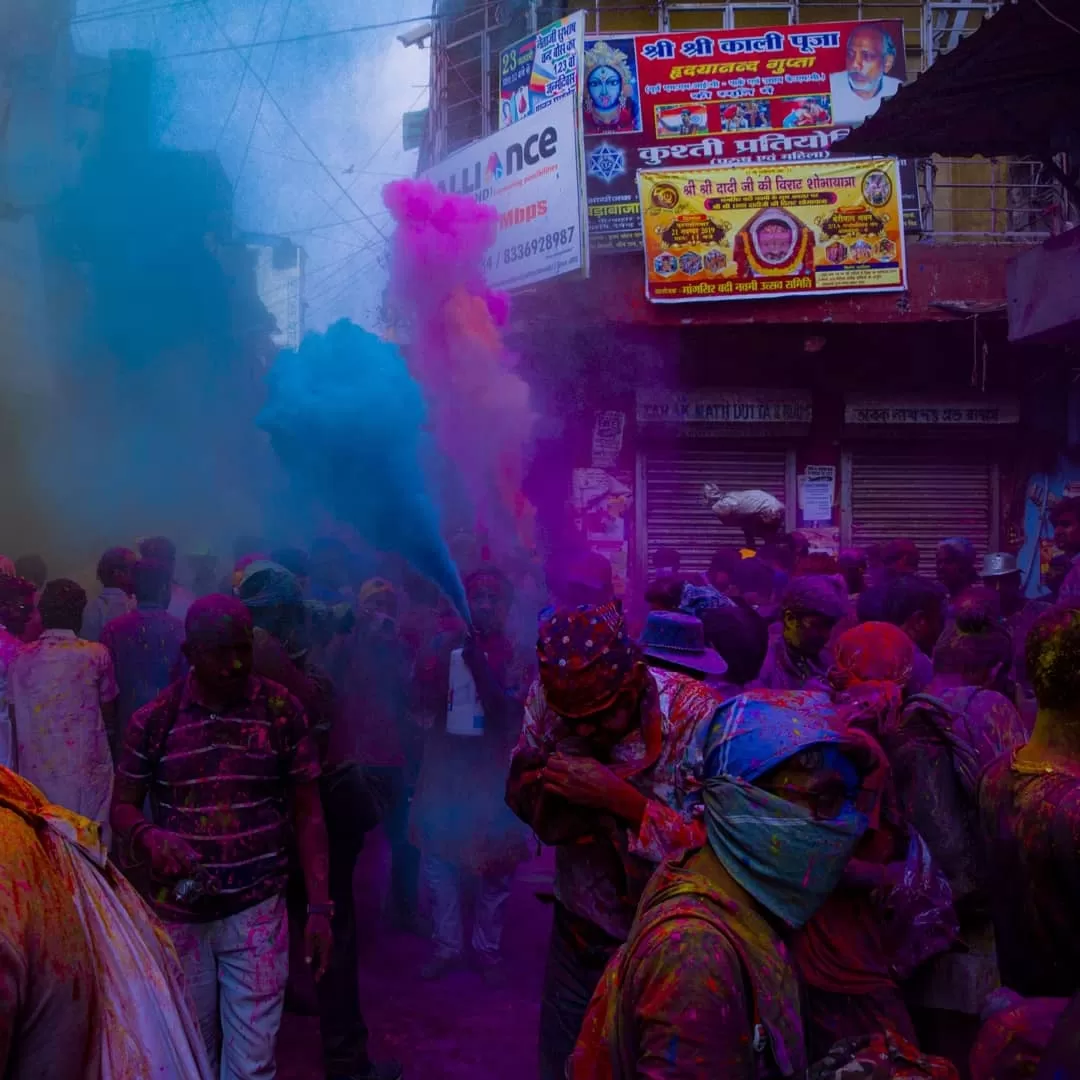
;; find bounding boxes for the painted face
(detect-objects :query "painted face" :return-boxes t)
[564,685,640,756]
[587,65,623,111]
[783,609,838,655]
[846,30,892,93]
[467,576,509,637]
[758,221,795,263]
[188,637,253,702]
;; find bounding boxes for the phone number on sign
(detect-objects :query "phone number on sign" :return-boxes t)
[487,226,576,269]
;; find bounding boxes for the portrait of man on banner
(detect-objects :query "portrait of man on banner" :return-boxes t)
[829,22,904,126]
[583,38,641,136]
[733,207,816,278]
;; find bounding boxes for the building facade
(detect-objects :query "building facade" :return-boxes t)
[425,0,1076,600]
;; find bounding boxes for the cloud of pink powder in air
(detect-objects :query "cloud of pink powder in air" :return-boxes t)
[383,178,536,561]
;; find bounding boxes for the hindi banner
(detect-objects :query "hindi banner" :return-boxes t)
[500,12,586,128]
[583,20,911,251]
[637,157,906,303]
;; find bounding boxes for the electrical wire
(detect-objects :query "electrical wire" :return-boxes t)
[233,0,294,188]
[73,0,202,24]
[213,0,272,151]
[194,1,388,241]
[1033,0,1080,36]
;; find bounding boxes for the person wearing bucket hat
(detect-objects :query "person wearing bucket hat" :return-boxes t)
[509,601,721,1080]
[756,576,849,693]
[639,610,728,685]
[981,552,1050,721]
[568,691,876,1080]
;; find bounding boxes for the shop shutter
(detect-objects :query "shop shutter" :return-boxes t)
[644,447,788,575]
[850,452,992,572]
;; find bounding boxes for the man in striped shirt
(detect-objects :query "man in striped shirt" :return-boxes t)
[112,595,332,1080]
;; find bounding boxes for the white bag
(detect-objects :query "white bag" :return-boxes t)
[446,647,486,737]
[703,484,785,524]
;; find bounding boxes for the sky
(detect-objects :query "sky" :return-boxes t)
[71,0,433,330]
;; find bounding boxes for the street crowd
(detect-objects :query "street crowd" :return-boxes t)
[5,502,1080,1080]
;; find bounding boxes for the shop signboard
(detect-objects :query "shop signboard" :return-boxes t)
[637,156,906,303]
[582,20,915,251]
[423,94,588,290]
[844,396,1020,425]
[500,12,586,128]
[637,388,812,424]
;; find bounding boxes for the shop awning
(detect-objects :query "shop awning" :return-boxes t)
[837,0,1080,160]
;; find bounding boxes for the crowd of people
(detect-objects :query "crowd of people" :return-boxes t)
[4,501,1080,1079]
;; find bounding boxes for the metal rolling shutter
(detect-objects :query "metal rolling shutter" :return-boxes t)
[851,452,992,572]
[644,447,788,575]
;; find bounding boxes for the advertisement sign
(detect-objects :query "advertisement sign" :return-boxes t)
[500,12,586,128]
[582,20,910,251]
[637,157,906,303]
[844,396,1021,425]
[637,388,812,424]
[423,95,588,290]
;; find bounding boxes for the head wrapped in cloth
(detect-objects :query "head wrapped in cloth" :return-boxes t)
[830,621,915,729]
[687,689,869,927]
[537,602,642,719]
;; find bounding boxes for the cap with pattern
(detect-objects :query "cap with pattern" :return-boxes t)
[538,602,642,719]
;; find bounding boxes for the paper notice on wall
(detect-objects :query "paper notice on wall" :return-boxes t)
[798,465,835,523]
[572,468,632,541]
[591,410,625,467]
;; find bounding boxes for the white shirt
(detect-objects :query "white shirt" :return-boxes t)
[829,71,902,127]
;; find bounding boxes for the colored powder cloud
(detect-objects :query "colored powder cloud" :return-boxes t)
[383,178,537,564]
[258,318,468,621]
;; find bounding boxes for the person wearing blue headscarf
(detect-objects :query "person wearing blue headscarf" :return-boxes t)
[568,690,871,1080]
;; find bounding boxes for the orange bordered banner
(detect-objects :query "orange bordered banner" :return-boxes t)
[637,156,906,303]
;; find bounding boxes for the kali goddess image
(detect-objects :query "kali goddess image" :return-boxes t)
[583,39,641,136]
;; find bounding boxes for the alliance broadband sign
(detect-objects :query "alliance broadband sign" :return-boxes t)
[423,94,588,290]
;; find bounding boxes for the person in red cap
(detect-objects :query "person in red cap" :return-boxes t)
[507,602,720,1080]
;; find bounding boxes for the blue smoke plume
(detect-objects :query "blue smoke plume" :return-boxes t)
[258,319,469,621]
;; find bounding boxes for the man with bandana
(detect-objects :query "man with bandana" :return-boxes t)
[507,603,720,1080]
[567,691,875,1079]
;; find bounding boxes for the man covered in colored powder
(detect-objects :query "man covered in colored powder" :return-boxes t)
[979,607,1080,1000]
[567,691,874,1079]
[507,601,720,1080]
[410,567,533,983]
[10,578,119,832]
[236,560,404,1080]
[112,595,332,1080]
[0,766,214,1079]
[755,576,848,693]
[99,557,185,758]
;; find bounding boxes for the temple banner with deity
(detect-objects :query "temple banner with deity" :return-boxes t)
[582,20,912,252]
[637,157,906,303]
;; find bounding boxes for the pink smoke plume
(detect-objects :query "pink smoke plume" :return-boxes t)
[383,178,536,560]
